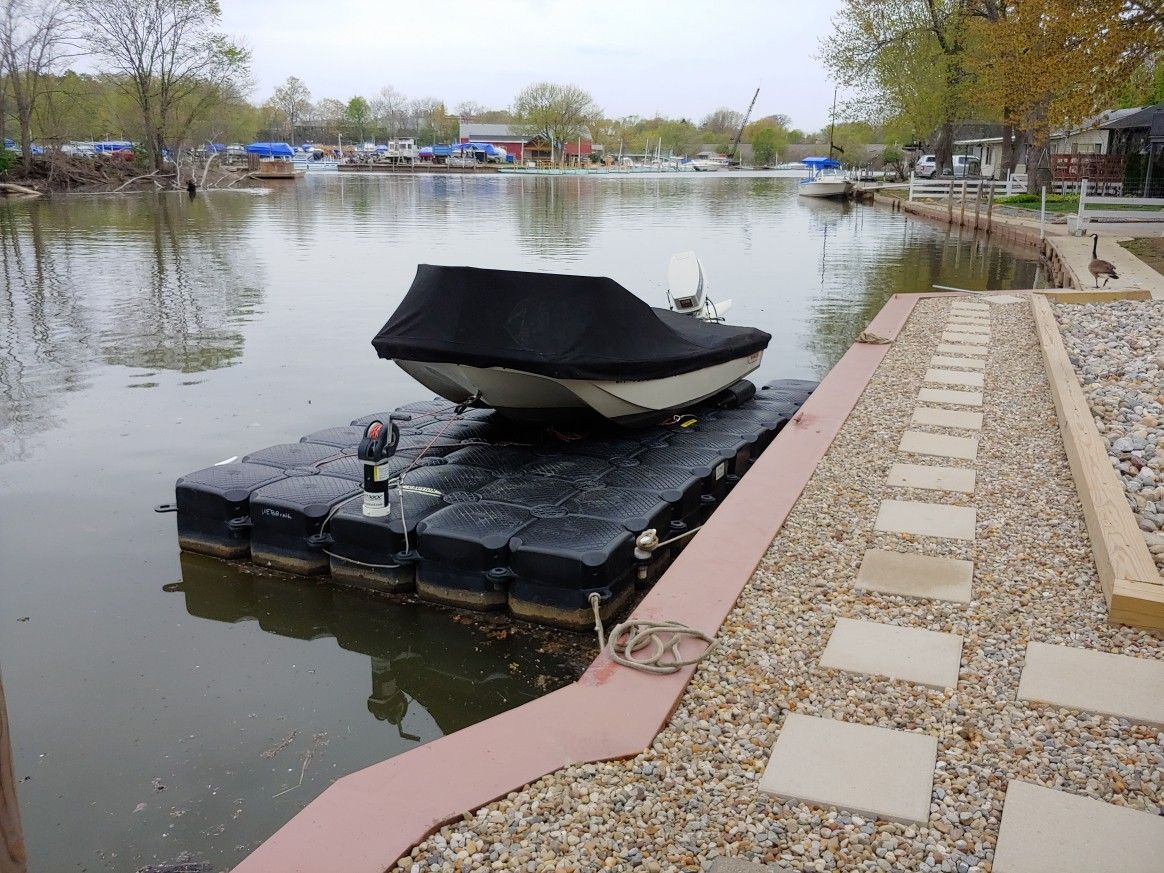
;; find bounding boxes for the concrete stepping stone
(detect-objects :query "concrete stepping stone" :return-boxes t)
[855,549,973,603]
[951,301,989,310]
[1017,642,1164,727]
[820,617,963,688]
[941,331,990,345]
[993,781,1164,873]
[899,430,978,461]
[912,406,983,430]
[948,312,991,321]
[931,355,985,370]
[759,713,937,824]
[935,343,989,357]
[924,368,984,388]
[943,322,990,335]
[708,861,771,873]
[887,462,975,493]
[875,499,976,540]
[918,387,983,407]
[982,293,1024,304]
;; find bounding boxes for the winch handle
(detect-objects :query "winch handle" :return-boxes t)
[359,420,400,462]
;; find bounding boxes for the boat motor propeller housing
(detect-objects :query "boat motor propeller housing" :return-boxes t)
[358,417,404,517]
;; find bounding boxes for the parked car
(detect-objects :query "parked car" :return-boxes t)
[914,154,937,178]
[61,141,97,157]
[942,155,982,178]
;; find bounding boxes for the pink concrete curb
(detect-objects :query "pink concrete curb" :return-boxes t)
[233,293,924,873]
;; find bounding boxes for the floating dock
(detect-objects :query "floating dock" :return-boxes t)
[173,379,814,629]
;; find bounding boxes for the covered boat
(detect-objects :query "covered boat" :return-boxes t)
[372,265,771,426]
[798,156,853,199]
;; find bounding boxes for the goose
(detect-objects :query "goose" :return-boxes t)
[1089,234,1119,288]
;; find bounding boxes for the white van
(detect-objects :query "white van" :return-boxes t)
[948,155,981,178]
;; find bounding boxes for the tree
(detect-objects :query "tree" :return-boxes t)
[370,84,406,137]
[1,0,74,172]
[269,75,310,143]
[345,95,370,141]
[750,125,781,166]
[311,97,345,139]
[700,107,743,135]
[454,100,485,120]
[73,0,251,171]
[510,82,600,164]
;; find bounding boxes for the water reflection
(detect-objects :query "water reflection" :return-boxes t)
[173,553,581,737]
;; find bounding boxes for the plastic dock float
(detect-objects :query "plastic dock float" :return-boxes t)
[172,380,815,630]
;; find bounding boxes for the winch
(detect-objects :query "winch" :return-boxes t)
[357,415,408,517]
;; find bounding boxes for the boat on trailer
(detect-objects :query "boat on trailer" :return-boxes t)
[372,263,770,426]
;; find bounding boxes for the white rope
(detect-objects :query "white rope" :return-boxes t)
[588,592,715,675]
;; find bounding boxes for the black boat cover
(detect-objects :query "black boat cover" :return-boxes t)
[372,265,771,382]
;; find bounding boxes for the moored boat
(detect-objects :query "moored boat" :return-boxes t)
[372,265,770,426]
[798,156,853,198]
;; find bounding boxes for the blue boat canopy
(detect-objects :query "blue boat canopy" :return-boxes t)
[801,156,841,168]
[94,140,134,152]
[245,142,294,157]
[451,142,504,156]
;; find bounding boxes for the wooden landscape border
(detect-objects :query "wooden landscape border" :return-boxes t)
[1037,288,1153,304]
[1030,292,1164,629]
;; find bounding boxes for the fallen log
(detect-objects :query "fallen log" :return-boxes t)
[0,182,42,198]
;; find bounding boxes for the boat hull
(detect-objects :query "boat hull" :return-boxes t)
[395,352,763,426]
[798,179,852,198]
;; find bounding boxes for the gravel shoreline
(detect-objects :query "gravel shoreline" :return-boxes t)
[1054,300,1164,571]
[398,296,1164,873]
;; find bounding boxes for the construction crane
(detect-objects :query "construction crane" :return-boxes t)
[727,87,761,162]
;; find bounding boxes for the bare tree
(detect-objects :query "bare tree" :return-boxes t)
[269,74,310,143]
[454,99,485,120]
[72,0,251,171]
[700,107,744,135]
[510,82,600,164]
[0,0,75,173]
[370,84,406,137]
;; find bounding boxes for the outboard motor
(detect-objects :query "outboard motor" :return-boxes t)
[358,419,400,517]
[666,251,706,315]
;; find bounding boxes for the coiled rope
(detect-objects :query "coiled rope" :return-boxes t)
[588,591,715,675]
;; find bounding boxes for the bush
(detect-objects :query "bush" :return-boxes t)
[995,193,1077,206]
[0,148,16,176]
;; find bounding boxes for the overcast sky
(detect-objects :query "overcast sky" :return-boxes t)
[221,0,844,132]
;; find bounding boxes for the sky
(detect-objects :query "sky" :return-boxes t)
[220,0,845,132]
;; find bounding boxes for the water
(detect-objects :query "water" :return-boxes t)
[0,171,1044,872]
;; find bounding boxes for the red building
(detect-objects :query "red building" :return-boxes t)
[458,122,594,164]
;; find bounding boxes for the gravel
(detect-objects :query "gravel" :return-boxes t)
[396,296,1164,873]
[1054,300,1164,570]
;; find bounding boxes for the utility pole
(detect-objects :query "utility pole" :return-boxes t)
[1,672,27,873]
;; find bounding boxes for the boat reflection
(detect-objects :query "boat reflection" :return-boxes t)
[170,552,587,736]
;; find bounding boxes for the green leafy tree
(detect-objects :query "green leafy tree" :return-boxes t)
[345,95,371,141]
[510,81,600,164]
[750,126,781,166]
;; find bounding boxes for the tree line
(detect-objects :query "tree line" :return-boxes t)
[820,0,1164,184]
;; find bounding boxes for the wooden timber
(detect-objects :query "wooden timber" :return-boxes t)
[1,674,26,873]
[1030,293,1164,630]
[1037,288,1153,304]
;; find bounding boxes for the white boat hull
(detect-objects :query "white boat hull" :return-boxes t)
[395,352,763,425]
[798,179,852,198]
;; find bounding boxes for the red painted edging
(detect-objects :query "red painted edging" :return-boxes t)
[234,293,923,873]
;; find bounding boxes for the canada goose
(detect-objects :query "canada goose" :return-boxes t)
[1089,233,1119,288]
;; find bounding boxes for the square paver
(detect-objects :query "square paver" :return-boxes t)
[943,322,990,335]
[759,713,937,824]
[930,355,986,370]
[941,331,990,345]
[993,781,1164,873]
[875,499,976,540]
[951,301,989,311]
[924,368,984,388]
[820,618,963,688]
[947,314,991,324]
[855,549,973,603]
[935,343,989,357]
[887,462,975,493]
[1017,642,1164,727]
[912,406,984,430]
[899,430,978,461]
[918,388,983,407]
[982,294,1024,304]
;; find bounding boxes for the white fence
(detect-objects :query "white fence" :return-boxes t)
[908,173,1024,201]
[1076,178,1164,225]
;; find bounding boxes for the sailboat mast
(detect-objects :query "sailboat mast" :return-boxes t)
[829,87,838,157]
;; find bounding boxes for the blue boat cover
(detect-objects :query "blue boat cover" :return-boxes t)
[801,156,841,168]
[245,142,295,157]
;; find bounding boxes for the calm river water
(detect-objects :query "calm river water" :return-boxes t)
[0,171,1045,872]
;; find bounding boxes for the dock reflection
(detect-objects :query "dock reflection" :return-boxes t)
[170,552,588,736]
